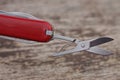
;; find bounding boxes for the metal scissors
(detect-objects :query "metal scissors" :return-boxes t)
[53,34,113,56]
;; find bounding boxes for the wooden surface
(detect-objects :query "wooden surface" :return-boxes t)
[0,0,120,80]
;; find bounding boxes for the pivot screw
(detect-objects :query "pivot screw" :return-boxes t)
[81,43,85,48]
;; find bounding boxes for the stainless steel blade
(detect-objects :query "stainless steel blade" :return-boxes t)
[54,46,112,56]
[90,37,113,47]
[87,46,112,55]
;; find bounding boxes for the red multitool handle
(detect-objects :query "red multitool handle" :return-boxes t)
[0,14,53,42]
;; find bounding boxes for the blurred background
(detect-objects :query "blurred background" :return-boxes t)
[0,0,120,80]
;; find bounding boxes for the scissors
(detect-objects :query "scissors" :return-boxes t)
[0,10,114,56]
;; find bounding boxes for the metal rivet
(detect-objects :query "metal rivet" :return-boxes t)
[81,43,85,48]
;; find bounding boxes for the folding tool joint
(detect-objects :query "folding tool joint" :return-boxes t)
[75,40,90,51]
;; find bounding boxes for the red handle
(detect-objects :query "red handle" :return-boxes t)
[0,14,53,42]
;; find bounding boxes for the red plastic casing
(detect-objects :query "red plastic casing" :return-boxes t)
[0,14,53,42]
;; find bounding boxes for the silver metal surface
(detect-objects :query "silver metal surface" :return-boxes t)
[53,35,113,56]
[0,10,40,20]
[53,34,76,42]
[0,35,37,44]
[54,46,112,56]
[46,30,53,36]
[8,12,40,20]
[87,46,112,55]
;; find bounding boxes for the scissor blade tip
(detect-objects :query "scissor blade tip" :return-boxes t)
[90,37,114,47]
[103,37,114,41]
[99,37,114,43]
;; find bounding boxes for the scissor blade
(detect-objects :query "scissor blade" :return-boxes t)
[54,47,112,56]
[90,37,113,47]
[87,46,112,55]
